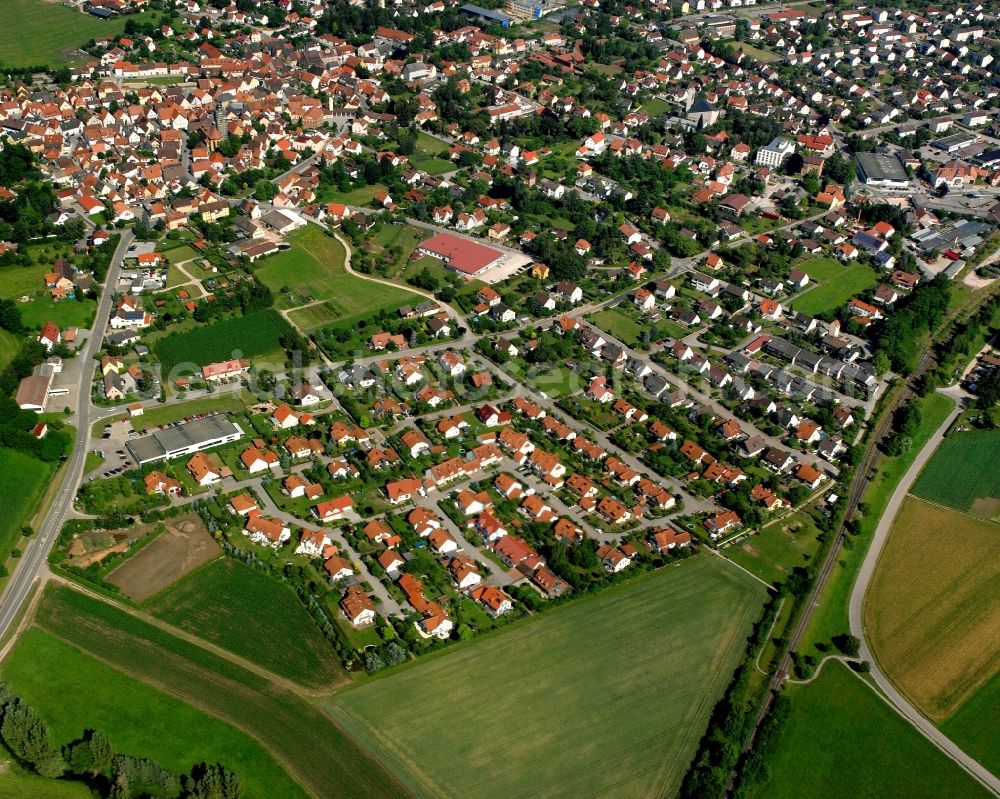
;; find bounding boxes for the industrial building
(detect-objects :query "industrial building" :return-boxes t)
[855,152,910,189]
[127,415,245,465]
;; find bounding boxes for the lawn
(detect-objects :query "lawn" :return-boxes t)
[0,329,22,372]
[0,770,93,798]
[0,264,42,299]
[257,226,419,320]
[587,308,645,348]
[153,309,292,375]
[327,557,766,799]
[128,392,252,432]
[640,98,669,116]
[1,627,309,799]
[3,0,144,67]
[942,670,1000,779]
[148,558,346,689]
[0,448,52,566]
[724,509,825,586]
[729,41,780,63]
[796,256,846,282]
[864,496,1000,722]
[31,585,409,799]
[414,132,451,156]
[800,391,955,658]
[744,660,991,799]
[409,155,453,175]
[19,297,97,331]
[255,225,349,309]
[320,183,388,207]
[911,429,1000,519]
[790,263,877,316]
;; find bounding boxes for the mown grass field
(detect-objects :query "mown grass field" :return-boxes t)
[941,670,1000,778]
[790,263,877,316]
[800,391,955,657]
[0,448,52,565]
[31,585,409,799]
[328,557,766,799]
[912,430,1000,518]
[19,297,97,331]
[586,308,645,348]
[153,309,291,374]
[257,226,419,321]
[3,0,142,67]
[0,769,93,798]
[724,510,825,586]
[1,627,309,799]
[864,496,1000,722]
[148,558,346,688]
[796,256,845,282]
[745,660,991,799]
[126,392,253,432]
[0,329,22,372]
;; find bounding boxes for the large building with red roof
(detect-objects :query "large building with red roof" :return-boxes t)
[417,232,505,276]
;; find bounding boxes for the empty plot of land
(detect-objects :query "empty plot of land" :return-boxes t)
[106,514,220,602]
[328,557,766,799]
[912,430,1000,519]
[864,497,1000,722]
[791,263,877,316]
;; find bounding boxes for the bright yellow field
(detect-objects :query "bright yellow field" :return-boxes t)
[865,497,1000,721]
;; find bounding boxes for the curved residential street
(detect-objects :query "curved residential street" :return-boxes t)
[849,387,1000,797]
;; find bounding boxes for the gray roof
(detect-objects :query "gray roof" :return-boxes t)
[127,415,243,464]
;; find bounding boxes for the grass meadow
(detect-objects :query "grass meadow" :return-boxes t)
[864,496,1000,722]
[327,557,766,799]
[0,448,52,564]
[724,509,825,587]
[1,627,309,799]
[0,769,93,798]
[790,262,877,317]
[911,429,1000,518]
[745,660,991,799]
[3,0,142,67]
[148,558,346,688]
[941,670,1000,779]
[30,585,409,799]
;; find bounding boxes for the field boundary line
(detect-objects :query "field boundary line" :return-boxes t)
[46,574,333,699]
[904,493,1000,527]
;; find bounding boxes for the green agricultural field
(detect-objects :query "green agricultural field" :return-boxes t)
[328,557,766,799]
[31,585,409,799]
[1,627,309,799]
[911,430,1000,518]
[743,660,991,799]
[153,309,292,375]
[790,263,877,316]
[0,770,93,799]
[0,448,51,565]
[148,558,346,688]
[942,670,1000,778]
[3,0,144,67]
[724,510,825,586]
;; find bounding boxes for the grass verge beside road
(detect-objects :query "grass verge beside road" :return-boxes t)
[328,556,766,799]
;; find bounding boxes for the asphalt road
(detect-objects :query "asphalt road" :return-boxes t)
[849,389,1000,796]
[0,231,133,639]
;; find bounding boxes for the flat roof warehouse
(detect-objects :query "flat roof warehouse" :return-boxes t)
[417,232,506,276]
[127,415,244,465]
